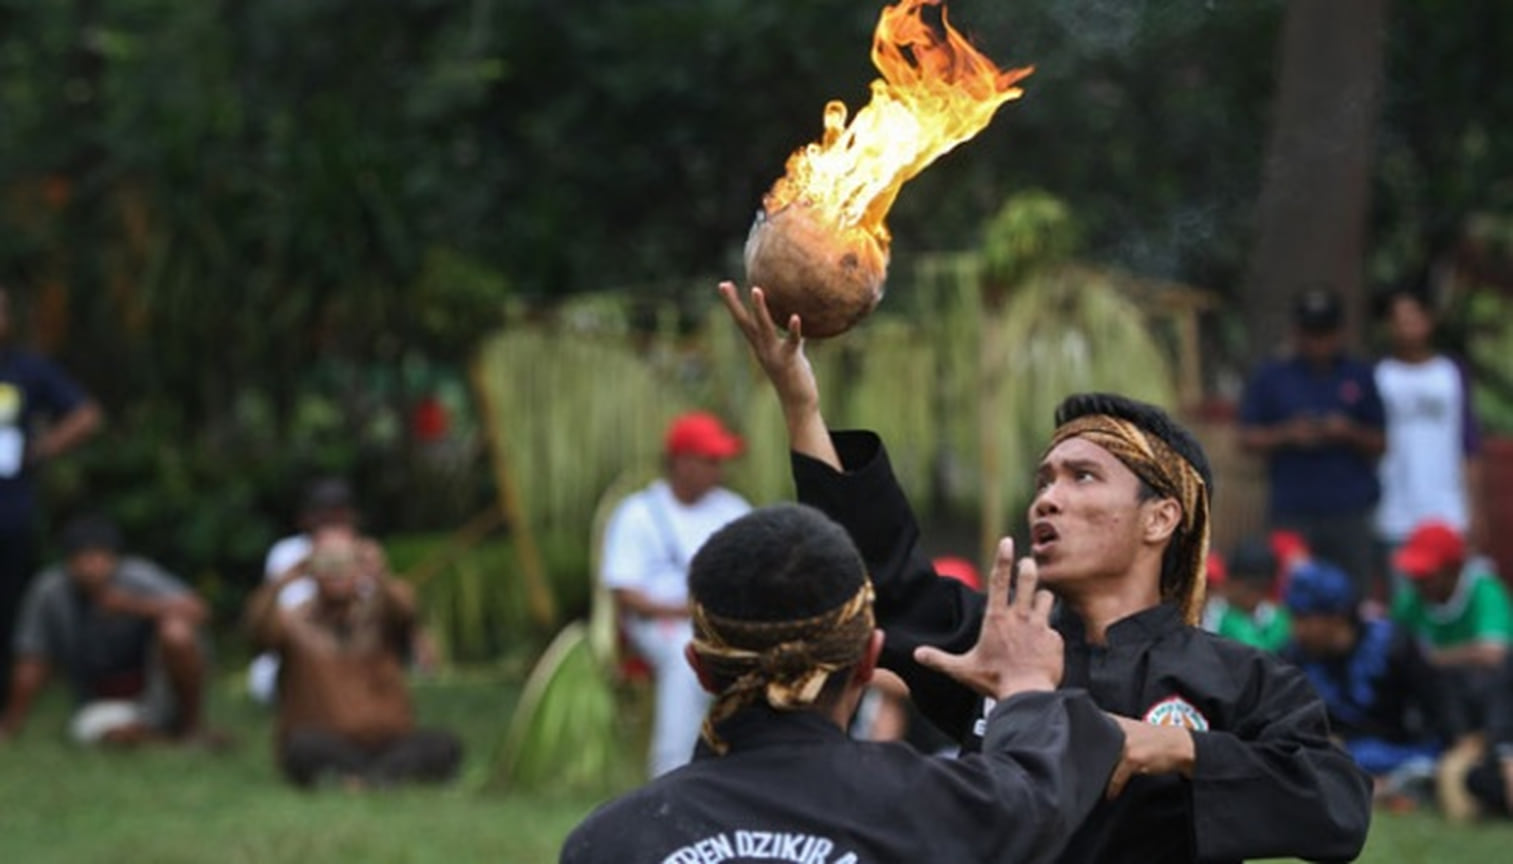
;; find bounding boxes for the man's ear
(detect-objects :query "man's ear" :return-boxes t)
[1143,498,1182,545]
[684,643,719,695]
[852,629,885,686]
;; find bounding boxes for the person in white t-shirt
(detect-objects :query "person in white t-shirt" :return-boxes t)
[1373,287,1483,596]
[600,412,751,777]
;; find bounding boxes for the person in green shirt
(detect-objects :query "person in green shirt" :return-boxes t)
[1203,538,1292,653]
[1391,519,1511,732]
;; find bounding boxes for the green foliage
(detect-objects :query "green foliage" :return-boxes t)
[1466,289,1513,435]
[984,265,1177,517]
[491,623,636,796]
[981,190,1080,292]
[388,534,529,663]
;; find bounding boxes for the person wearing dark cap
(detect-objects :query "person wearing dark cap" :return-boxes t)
[1239,287,1387,602]
[720,283,1370,864]
[1202,537,1291,652]
[1281,559,1463,804]
[1391,519,1510,734]
[563,504,1127,864]
[0,514,212,746]
[600,411,751,777]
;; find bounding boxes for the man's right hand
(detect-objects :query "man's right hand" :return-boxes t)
[718,281,843,471]
[717,282,821,417]
[913,538,1063,700]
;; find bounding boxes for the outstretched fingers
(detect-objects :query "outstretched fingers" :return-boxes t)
[717,281,757,337]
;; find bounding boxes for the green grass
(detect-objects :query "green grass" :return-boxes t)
[2,671,1511,863]
[0,671,608,864]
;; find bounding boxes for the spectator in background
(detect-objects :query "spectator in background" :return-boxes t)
[1447,651,1513,821]
[1203,538,1291,653]
[1373,286,1483,583]
[0,286,103,712]
[1282,560,1463,805]
[249,478,360,703]
[600,411,751,778]
[247,528,460,788]
[1391,520,1510,732]
[1240,287,1386,601]
[249,477,437,703]
[854,556,982,754]
[0,515,213,746]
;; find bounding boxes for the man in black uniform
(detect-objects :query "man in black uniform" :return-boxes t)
[561,504,1126,864]
[718,283,1372,863]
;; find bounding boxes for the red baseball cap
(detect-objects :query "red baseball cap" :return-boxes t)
[1205,552,1228,588]
[1394,520,1465,579]
[664,411,743,460]
[933,556,982,592]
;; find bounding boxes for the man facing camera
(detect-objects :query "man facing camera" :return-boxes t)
[247,528,460,788]
[1,515,212,746]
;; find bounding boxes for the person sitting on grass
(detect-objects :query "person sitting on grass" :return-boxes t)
[1282,559,1464,807]
[1391,519,1511,733]
[1447,650,1513,821]
[0,514,215,747]
[562,503,1126,864]
[247,528,461,789]
[1203,537,1291,652]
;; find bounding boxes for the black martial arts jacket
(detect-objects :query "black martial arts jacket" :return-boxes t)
[793,431,1372,864]
[560,692,1123,864]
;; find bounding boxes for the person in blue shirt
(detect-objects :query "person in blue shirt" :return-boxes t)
[1281,560,1463,804]
[1240,288,1386,601]
[0,286,102,712]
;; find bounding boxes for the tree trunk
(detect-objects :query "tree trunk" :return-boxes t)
[1243,0,1387,365]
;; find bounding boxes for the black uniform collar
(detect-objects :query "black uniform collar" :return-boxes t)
[692,705,847,760]
[1057,601,1184,647]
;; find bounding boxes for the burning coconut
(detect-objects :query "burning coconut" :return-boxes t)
[744,0,1033,337]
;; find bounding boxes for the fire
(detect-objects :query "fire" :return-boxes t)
[763,0,1034,250]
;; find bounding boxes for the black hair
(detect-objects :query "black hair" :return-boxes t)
[1054,393,1213,601]
[1226,537,1278,588]
[60,513,123,556]
[302,476,354,514]
[1054,393,1213,491]
[1372,281,1432,321]
[689,503,866,622]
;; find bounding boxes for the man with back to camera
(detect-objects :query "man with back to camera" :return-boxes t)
[0,285,103,712]
[719,281,1371,863]
[562,503,1126,864]
[600,411,751,777]
[1239,287,1386,601]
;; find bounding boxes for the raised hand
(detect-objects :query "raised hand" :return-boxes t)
[913,538,1063,700]
[718,281,820,415]
[717,280,839,469]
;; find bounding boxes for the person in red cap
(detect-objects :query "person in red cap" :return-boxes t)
[600,411,751,777]
[1391,519,1511,734]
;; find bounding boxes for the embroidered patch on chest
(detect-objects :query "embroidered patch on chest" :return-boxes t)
[1142,695,1210,731]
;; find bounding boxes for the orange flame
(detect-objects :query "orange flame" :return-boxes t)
[764,0,1033,252]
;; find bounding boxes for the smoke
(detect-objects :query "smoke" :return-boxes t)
[1045,0,1146,56]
